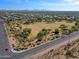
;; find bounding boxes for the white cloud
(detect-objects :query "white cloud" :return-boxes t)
[36,0,79,11]
[64,0,74,2]
[40,0,79,7]
[64,0,79,5]
[39,2,79,6]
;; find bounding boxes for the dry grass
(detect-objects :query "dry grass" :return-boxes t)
[5,20,75,50]
[22,21,75,38]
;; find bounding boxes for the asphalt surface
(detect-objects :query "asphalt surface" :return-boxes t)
[14,31,79,59]
[0,22,14,58]
[0,21,79,59]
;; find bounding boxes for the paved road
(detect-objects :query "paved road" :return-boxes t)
[0,21,79,59]
[0,22,15,59]
[13,31,79,59]
[0,22,11,55]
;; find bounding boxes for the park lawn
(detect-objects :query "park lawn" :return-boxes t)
[22,20,75,39]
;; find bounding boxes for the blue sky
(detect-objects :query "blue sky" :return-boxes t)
[0,0,79,11]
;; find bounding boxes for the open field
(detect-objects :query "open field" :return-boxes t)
[5,20,75,50]
[22,21,75,38]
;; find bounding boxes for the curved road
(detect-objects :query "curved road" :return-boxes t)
[0,21,79,59]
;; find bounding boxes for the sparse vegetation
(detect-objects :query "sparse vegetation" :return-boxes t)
[5,13,79,50]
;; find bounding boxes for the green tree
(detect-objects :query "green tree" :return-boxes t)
[37,29,48,37]
[53,29,59,35]
[17,28,32,42]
